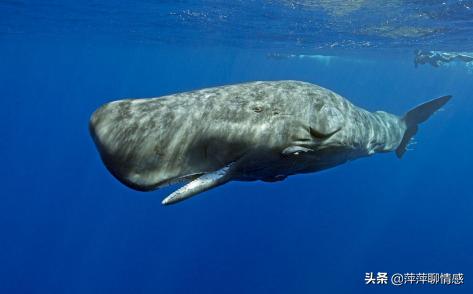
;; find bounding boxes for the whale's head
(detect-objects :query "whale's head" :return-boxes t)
[89,100,164,192]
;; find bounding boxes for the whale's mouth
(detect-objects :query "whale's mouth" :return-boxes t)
[153,173,205,189]
[116,168,208,192]
[161,163,236,205]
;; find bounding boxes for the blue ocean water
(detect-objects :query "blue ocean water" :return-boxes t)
[1,1,473,293]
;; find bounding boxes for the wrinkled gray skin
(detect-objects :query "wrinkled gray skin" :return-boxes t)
[90,81,405,202]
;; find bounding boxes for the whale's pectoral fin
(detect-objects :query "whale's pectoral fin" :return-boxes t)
[161,163,235,205]
[282,146,314,156]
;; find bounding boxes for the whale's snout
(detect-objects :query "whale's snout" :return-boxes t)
[89,100,168,192]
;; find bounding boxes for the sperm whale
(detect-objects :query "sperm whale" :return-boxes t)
[89,81,451,205]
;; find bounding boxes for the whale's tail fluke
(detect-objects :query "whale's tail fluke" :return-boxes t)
[396,95,452,158]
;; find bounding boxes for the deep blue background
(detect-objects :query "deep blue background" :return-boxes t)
[1,36,472,293]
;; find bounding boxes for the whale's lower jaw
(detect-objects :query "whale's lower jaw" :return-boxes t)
[161,163,235,205]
